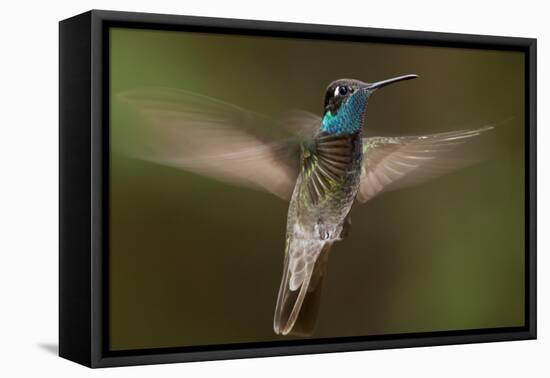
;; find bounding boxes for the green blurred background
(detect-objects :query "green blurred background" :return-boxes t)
[109,27,525,351]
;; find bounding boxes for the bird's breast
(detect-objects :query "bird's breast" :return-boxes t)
[286,132,363,240]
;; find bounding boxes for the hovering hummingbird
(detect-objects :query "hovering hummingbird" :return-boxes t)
[119,74,492,337]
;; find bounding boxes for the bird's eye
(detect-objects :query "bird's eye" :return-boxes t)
[337,86,349,96]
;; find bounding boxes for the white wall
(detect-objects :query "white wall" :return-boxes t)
[0,0,546,376]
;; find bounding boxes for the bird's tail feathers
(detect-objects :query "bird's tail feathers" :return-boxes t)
[273,238,333,336]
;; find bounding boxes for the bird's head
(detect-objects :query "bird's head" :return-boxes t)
[321,74,418,134]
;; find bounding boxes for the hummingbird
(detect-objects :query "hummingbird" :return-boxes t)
[119,74,493,337]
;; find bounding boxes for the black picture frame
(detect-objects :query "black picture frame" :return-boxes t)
[59,9,537,368]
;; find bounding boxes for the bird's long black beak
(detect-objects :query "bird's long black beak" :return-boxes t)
[365,74,418,90]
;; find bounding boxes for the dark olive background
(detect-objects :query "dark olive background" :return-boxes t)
[109,27,525,351]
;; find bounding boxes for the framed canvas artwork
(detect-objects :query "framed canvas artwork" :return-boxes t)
[59,10,536,368]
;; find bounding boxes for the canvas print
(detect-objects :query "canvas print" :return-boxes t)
[109,27,525,351]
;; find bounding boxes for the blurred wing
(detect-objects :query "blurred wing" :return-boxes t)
[283,110,322,137]
[118,88,308,200]
[357,126,494,203]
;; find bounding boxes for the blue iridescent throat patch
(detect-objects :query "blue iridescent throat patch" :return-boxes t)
[321,90,369,135]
